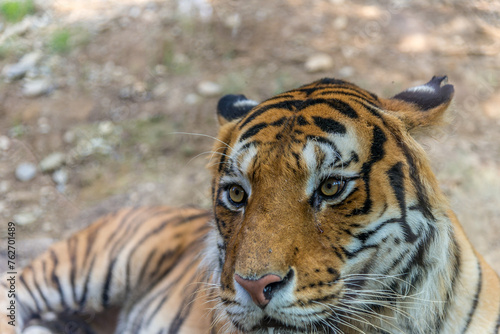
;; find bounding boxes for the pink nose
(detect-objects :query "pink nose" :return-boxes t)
[234,274,283,308]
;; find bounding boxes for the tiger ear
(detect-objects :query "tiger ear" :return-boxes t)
[381,76,454,132]
[217,94,259,126]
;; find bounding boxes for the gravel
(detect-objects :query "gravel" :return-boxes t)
[15,163,37,182]
[1,51,42,80]
[39,152,66,173]
[197,80,222,97]
[304,53,334,73]
[22,78,54,97]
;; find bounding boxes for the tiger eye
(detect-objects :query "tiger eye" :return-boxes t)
[320,178,344,197]
[229,185,246,204]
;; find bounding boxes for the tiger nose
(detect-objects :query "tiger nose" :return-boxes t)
[234,274,283,308]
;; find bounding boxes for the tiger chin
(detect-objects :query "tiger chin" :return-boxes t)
[1,76,499,334]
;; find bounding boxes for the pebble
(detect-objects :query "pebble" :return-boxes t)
[1,51,42,80]
[98,121,114,135]
[13,212,37,226]
[185,93,200,105]
[15,163,37,182]
[153,82,169,98]
[39,152,65,173]
[197,81,222,97]
[0,135,10,150]
[37,117,51,134]
[304,53,334,73]
[22,325,53,334]
[338,66,354,78]
[52,169,68,185]
[129,6,142,18]
[0,180,10,193]
[22,78,54,97]
[63,130,76,144]
[52,169,68,193]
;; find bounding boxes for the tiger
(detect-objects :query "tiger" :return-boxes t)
[1,76,499,334]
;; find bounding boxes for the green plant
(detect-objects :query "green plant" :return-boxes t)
[0,0,35,22]
[48,29,72,54]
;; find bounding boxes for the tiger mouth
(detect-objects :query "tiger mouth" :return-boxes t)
[249,317,309,333]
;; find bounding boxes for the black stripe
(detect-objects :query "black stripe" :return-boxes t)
[386,162,418,243]
[217,145,228,173]
[68,236,78,306]
[105,208,142,247]
[317,89,376,104]
[238,100,300,129]
[173,211,212,226]
[50,249,68,310]
[495,296,500,333]
[350,125,387,216]
[296,115,309,126]
[305,135,341,155]
[271,117,287,126]
[434,235,461,332]
[134,249,157,292]
[83,223,99,269]
[168,277,202,333]
[306,98,358,119]
[19,271,42,313]
[461,259,483,333]
[399,143,435,221]
[101,258,116,308]
[79,255,96,309]
[30,266,52,312]
[312,116,346,135]
[135,248,200,326]
[240,122,268,141]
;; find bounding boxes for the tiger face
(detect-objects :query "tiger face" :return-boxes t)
[208,77,455,333]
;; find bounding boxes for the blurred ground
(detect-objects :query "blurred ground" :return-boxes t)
[0,0,499,273]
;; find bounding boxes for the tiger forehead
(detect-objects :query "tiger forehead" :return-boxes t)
[237,80,379,130]
[235,85,381,144]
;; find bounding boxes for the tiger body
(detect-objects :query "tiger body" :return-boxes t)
[1,77,499,334]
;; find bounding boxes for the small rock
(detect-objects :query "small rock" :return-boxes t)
[13,212,37,226]
[153,82,169,98]
[98,121,114,135]
[39,152,65,173]
[304,53,334,73]
[2,51,43,80]
[63,130,76,144]
[224,13,241,36]
[197,81,222,97]
[22,78,54,97]
[37,117,51,134]
[333,16,348,30]
[0,180,10,193]
[52,169,68,185]
[15,163,37,182]
[23,325,53,334]
[154,64,167,76]
[119,86,133,99]
[338,66,354,78]
[0,135,10,150]
[53,169,68,193]
[129,6,142,18]
[185,93,200,105]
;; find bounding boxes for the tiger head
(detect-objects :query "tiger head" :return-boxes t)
[206,77,455,333]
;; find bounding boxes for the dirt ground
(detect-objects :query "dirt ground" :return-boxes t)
[0,0,499,274]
